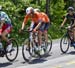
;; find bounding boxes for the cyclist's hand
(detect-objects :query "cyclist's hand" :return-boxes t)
[59,26,64,31]
[27,27,30,30]
[19,29,23,33]
[60,25,63,29]
[33,29,36,32]
[67,26,71,29]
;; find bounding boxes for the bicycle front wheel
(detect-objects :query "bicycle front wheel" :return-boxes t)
[6,38,19,62]
[22,39,32,62]
[60,34,69,53]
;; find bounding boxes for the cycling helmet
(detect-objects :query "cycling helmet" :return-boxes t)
[26,7,34,14]
[34,8,40,12]
[67,7,74,12]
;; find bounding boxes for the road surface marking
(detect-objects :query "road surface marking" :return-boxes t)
[52,65,62,68]
[66,60,75,65]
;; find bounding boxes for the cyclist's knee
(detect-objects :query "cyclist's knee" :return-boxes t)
[44,30,48,34]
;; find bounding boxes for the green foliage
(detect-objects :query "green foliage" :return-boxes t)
[49,0,66,39]
[0,0,70,44]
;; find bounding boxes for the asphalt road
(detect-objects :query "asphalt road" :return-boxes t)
[0,39,75,68]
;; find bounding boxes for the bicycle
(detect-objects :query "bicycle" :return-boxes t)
[21,29,52,62]
[60,26,75,53]
[0,29,19,62]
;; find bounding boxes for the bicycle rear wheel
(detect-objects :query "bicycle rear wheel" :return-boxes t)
[44,35,52,55]
[6,38,18,62]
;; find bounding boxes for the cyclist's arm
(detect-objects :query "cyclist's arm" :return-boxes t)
[71,19,75,28]
[60,17,67,27]
[21,15,29,30]
[0,21,4,29]
[34,21,41,31]
[21,22,25,30]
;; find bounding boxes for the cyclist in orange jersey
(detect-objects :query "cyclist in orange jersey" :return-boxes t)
[19,7,44,54]
[34,9,51,48]
[19,7,42,32]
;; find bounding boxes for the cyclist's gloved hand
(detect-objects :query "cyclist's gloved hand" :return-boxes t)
[67,26,71,29]
[33,29,37,32]
[19,29,23,33]
[60,25,64,29]
[27,27,30,30]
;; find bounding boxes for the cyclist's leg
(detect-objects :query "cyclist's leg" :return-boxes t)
[43,23,50,43]
[38,22,45,46]
[2,25,12,52]
[38,30,43,46]
[68,29,74,41]
[32,23,37,39]
[1,24,12,43]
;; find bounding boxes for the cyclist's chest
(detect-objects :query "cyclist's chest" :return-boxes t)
[67,15,75,21]
[30,15,39,22]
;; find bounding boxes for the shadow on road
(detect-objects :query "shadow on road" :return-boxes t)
[29,58,47,64]
[60,51,75,55]
[21,54,51,64]
[43,54,52,58]
[68,51,75,55]
[0,62,12,67]
[21,58,47,64]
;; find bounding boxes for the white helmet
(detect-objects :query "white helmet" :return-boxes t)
[34,8,40,12]
[26,7,34,14]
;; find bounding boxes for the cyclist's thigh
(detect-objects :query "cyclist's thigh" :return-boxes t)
[39,22,45,32]
[44,23,50,31]
[2,25,12,35]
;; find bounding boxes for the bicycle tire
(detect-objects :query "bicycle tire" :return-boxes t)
[6,38,19,62]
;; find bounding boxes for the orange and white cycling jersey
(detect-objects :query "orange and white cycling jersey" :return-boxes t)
[23,12,41,24]
[40,12,50,23]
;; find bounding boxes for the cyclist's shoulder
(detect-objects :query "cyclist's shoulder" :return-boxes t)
[34,12,41,18]
[65,13,70,18]
[66,13,75,16]
[41,12,49,18]
[73,12,75,15]
[40,12,44,14]
[34,12,40,15]
[41,12,48,16]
